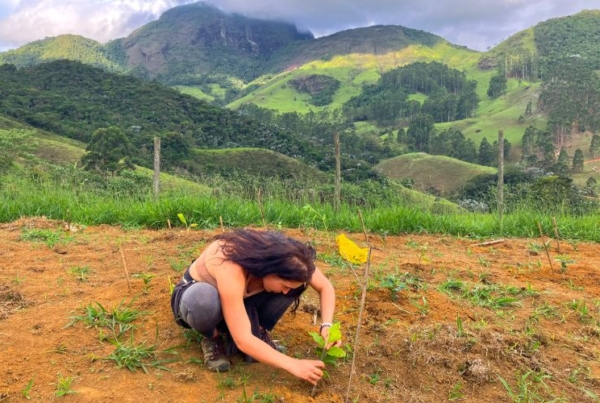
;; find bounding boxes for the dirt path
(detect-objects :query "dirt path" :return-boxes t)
[1,217,599,402]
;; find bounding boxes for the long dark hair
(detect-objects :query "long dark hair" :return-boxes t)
[214,229,316,311]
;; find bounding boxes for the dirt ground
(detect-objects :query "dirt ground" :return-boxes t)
[1,217,599,402]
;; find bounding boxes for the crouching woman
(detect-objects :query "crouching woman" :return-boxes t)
[170,229,339,385]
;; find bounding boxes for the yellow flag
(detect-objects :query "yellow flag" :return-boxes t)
[336,234,368,264]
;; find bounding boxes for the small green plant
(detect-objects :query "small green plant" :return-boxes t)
[367,371,380,385]
[236,387,276,403]
[20,228,71,248]
[301,204,331,245]
[477,255,491,267]
[66,299,145,338]
[133,272,155,294]
[68,266,92,281]
[438,279,464,295]
[448,381,464,400]
[567,299,592,323]
[12,274,25,285]
[309,322,346,397]
[55,374,76,397]
[498,371,550,402]
[22,378,34,400]
[177,213,198,232]
[555,255,575,273]
[379,273,407,301]
[104,334,175,374]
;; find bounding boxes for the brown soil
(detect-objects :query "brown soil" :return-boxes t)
[1,217,599,402]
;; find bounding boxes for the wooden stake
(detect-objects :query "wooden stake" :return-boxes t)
[537,221,554,271]
[552,217,561,253]
[167,219,172,230]
[475,239,505,247]
[257,187,266,229]
[498,130,505,232]
[344,247,372,403]
[119,245,132,293]
[357,209,368,243]
[219,216,225,233]
[153,136,161,198]
[334,132,341,214]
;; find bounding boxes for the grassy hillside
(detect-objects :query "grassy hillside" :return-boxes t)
[0,34,124,72]
[228,42,483,112]
[188,148,329,181]
[374,153,496,196]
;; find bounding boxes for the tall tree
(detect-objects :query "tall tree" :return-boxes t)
[407,114,434,152]
[590,134,600,158]
[477,137,495,166]
[487,73,507,99]
[572,148,585,172]
[555,147,569,176]
[81,126,134,176]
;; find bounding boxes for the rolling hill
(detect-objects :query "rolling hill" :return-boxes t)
[2,4,600,194]
[374,153,497,196]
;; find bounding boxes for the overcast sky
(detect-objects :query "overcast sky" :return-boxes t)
[0,0,598,52]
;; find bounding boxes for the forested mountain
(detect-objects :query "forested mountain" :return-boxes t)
[0,2,453,91]
[0,60,329,174]
[1,3,600,196]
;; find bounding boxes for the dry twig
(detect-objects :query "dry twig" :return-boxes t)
[537,221,554,271]
[119,245,132,292]
[475,239,505,247]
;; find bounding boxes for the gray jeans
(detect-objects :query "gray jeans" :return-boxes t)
[176,281,304,339]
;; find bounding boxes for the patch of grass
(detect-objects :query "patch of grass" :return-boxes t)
[105,337,158,373]
[498,370,552,403]
[438,279,465,295]
[67,266,92,281]
[66,299,146,338]
[19,228,72,248]
[132,272,155,294]
[54,374,76,397]
[22,378,34,400]
[236,387,277,403]
[462,284,520,309]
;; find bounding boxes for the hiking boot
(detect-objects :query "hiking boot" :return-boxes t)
[201,335,230,372]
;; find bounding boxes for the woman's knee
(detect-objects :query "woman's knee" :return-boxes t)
[179,283,223,333]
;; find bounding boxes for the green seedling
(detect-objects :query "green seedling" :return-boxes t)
[68,266,92,281]
[177,213,198,232]
[66,299,145,338]
[20,228,72,248]
[22,378,34,400]
[309,322,346,397]
[55,374,76,397]
[301,204,331,246]
[448,381,464,400]
[379,274,407,301]
[104,332,178,374]
[105,337,158,373]
[133,272,155,294]
[555,256,575,273]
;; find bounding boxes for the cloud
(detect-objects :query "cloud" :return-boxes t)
[0,0,191,48]
[0,0,596,51]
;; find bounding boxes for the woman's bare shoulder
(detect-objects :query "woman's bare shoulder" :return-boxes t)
[203,240,245,280]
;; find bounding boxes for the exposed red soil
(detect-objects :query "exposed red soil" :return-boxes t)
[1,217,599,402]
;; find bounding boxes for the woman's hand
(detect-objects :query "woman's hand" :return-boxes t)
[320,326,342,349]
[287,359,325,385]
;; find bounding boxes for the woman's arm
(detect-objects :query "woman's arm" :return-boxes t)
[211,260,325,384]
[308,268,339,344]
